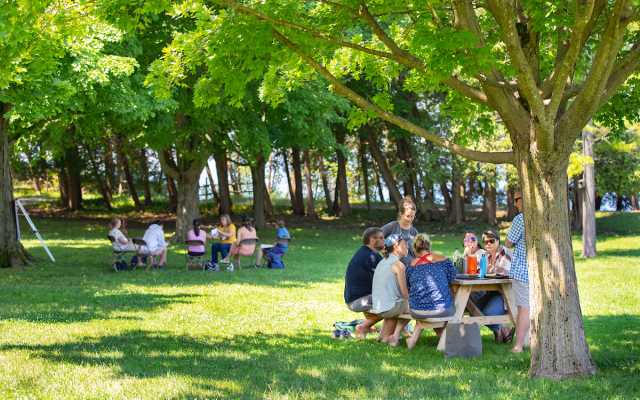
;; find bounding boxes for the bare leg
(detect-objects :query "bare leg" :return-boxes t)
[355,314,382,339]
[407,322,423,350]
[388,319,410,347]
[378,319,397,343]
[512,305,530,353]
[158,248,167,266]
[255,249,263,266]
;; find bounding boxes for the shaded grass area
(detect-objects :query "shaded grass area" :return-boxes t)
[0,214,639,399]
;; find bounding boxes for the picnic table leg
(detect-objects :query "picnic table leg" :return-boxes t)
[499,283,518,325]
[437,285,472,351]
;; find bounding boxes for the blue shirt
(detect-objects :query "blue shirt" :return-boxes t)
[406,259,457,311]
[276,227,290,250]
[507,213,528,283]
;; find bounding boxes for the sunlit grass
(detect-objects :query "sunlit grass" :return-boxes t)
[0,214,639,399]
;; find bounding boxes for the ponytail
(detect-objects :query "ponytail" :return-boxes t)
[193,219,200,236]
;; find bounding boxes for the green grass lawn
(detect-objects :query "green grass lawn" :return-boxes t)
[0,213,639,399]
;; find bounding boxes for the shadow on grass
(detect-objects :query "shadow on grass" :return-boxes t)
[0,291,198,323]
[2,316,639,398]
[594,248,640,258]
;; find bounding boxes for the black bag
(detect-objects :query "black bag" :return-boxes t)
[441,322,482,358]
[115,261,129,271]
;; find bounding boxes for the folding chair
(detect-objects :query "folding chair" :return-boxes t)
[132,238,155,270]
[185,240,206,271]
[229,238,260,271]
[107,235,134,271]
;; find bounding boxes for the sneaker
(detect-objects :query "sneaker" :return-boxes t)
[113,263,119,272]
[227,264,234,272]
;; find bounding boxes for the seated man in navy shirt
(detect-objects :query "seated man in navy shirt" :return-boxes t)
[344,227,385,338]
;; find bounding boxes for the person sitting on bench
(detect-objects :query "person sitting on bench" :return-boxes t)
[141,220,168,268]
[405,233,457,349]
[344,227,385,339]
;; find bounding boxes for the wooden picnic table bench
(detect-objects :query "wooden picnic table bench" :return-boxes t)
[399,277,517,350]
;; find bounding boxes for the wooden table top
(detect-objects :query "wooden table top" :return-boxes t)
[453,278,513,285]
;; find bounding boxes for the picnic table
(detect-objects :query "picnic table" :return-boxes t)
[400,277,517,349]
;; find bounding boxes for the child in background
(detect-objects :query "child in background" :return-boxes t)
[260,219,291,268]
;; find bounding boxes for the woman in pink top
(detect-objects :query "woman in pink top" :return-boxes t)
[186,219,209,256]
[223,215,258,270]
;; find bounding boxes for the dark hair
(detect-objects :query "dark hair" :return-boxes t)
[397,196,416,219]
[362,227,383,245]
[241,215,255,230]
[383,238,405,258]
[482,229,500,242]
[151,220,163,227]
[193,219,201,235]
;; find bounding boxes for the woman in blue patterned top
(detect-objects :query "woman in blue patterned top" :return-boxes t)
[405,234,457,350]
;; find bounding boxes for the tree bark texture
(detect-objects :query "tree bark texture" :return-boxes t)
[140,148,153,207]
[317,154,334,212]
[395,135,416,200]
[484,181,497,225]
[334,128,351,216]
[166,174,178,212]
[366,128,402,207]
[358,138,371,210]
[507,187,517,220]
[0,103,29,268]
[290,147,305,215]
[116,136,141,210]
[517,150,596,379]
[303,149,316,218]
[571,178,583,232]
[449,161,464,224]
[64,143,83,211]
[215,149,232,215]
[205,163,220,204]
[159,150,202,241]
[250,154,266,229]
[374,165,386,203]
[87,149,113,211]
[581,130,597,258]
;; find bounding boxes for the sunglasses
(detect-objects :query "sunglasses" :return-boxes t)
[483,239,496,245]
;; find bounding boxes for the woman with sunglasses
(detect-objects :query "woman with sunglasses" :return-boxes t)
[470,230,515,343]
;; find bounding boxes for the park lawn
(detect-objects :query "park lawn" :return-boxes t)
[0,214,638,399]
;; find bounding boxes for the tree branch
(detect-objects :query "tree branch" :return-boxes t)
[272,29,515,165]
[558,0,634,140]
[487,0,552,151]
[547,0,596,120]
[599,41,640,107]
[159,150,179,180]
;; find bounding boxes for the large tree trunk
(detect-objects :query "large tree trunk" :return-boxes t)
[205,163,220,204]
[582,129,597,258]
[484,180,497,225]
[571,178,582,232]
[507,186,517,220]
[58,166,70,209]
[160,150,202,241]
[140,148,153,207]
[317,154,334,212]
[395,135,416,199]
[366,128,402,207]
[374,165,386,203]
[290,147,305,216]
[250,154,267,229]
[116,137,141,210]
[615,194,625,211]
[449,169,464,225]
[631,193,639,210]
[303,149,316,218]
[334,128,351,216]
[440,181,452,215]
[166,174,178,212]
[517,149,596,379]
[359,138,371,210]
[0,103,29,268]
[215,149,232,215]
[87,149,113,211]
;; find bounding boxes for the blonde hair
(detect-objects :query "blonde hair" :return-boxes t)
[109,218,121,229]
[220,214,231,227]
[413,233,432,253]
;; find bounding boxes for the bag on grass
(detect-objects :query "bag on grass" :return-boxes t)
[441,322,482,358]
